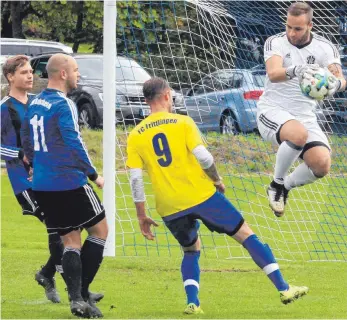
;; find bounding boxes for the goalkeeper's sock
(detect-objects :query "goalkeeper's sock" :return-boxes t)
[284,162,318,190]
[274,141,303,184]
[80,236,106,299]
[243,234,289,291]
[181,251,200,307]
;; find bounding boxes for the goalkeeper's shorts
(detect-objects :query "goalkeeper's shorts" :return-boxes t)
[163,191,244,248]
[257,108,330,157]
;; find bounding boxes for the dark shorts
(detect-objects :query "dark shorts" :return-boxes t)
[164,192,244,247]
[33,184,105,236]
[16,188,46,223]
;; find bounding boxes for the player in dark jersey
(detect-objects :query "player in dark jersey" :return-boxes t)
[1,55,62,303]
[22,53,108,319]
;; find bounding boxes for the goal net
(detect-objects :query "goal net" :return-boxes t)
[113,0,347,261]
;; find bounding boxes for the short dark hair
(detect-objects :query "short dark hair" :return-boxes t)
[2,55,29,83]
[287,2,313,22]
[143,77,169,102]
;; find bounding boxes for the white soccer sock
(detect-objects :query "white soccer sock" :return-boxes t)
[284,162,318,190]
[274,141,303,184]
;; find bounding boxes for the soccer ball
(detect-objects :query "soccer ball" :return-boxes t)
[300,68,330,100]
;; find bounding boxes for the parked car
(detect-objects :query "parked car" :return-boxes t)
[0,38,73,56]
[183,68,265,134]
[316,68,347,135]
[29,53,185,128]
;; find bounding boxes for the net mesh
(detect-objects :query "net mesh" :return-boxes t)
[114,0,347,261]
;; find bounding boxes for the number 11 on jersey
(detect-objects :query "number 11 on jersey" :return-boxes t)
[30,115,48,152]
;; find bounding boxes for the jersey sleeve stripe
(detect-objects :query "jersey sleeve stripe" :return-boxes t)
[0,147,19,157]
[265,32,285,51]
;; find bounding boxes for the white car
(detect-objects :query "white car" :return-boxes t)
[0,38,73,57]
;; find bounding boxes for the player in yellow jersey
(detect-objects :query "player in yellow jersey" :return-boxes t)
[126,77,308,314]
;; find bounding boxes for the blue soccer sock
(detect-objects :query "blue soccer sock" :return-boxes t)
[243,234,289,291]
[181,251,201,306]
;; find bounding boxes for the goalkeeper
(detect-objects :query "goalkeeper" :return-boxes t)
[257,2,347,217]
[127,77,308,315]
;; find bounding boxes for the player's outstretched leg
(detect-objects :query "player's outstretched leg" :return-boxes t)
[235,223,308,304]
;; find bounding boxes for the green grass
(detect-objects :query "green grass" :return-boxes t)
[2,130,347,318]
[2,174,347,319]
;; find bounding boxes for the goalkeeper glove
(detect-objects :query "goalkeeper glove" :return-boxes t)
[286,64,320,81]
[326,71,342,96]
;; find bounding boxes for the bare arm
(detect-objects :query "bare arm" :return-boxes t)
[203,163,221,184]
[266,56,319,83]
[266,56,288,83]
[134,201,146,218]
[327,63,347,92]
[129,168,158,240]
[192,145,225,193]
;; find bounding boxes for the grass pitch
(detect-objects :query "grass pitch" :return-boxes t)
[2,131,347,319]
[2,174,347,319]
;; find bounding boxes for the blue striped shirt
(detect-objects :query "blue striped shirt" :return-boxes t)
[1,94,35,194]
[21,88,97,191]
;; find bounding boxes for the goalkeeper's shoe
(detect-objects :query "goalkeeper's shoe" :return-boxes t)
[70,300,93,318]
[267,182,285,217]
[184,303,204,315]
[280,285,309,304]
[35,271,61,303]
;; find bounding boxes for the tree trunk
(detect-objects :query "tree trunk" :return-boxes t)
[1,2,13,38]
[1,13,13,38]
[11,1,25,38]
[73,1,84,53]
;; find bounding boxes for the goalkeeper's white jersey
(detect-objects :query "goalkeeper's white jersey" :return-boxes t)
[258,32,341,122]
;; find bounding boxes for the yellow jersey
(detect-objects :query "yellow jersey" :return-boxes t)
[126,112,215,217]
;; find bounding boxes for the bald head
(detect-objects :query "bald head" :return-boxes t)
[46,54,75,79]
[46,53,80,93]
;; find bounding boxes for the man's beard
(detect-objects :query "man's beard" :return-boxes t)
[296,29,311,46]
[288,29,311,46]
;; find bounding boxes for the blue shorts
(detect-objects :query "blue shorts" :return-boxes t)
[163,192,244,247]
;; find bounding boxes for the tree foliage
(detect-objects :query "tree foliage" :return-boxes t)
[3,1,344,88]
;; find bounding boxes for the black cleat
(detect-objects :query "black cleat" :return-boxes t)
[86,298,103,318]
[69,290,104,303]
[70,300,93,318]
[89,292,104,303]
[35,271,60,303]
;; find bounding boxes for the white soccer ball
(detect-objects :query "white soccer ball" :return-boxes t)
[300,67,330,101]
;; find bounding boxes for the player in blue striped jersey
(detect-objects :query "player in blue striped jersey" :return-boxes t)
[1,55,63,303]
[21,53,108,319]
